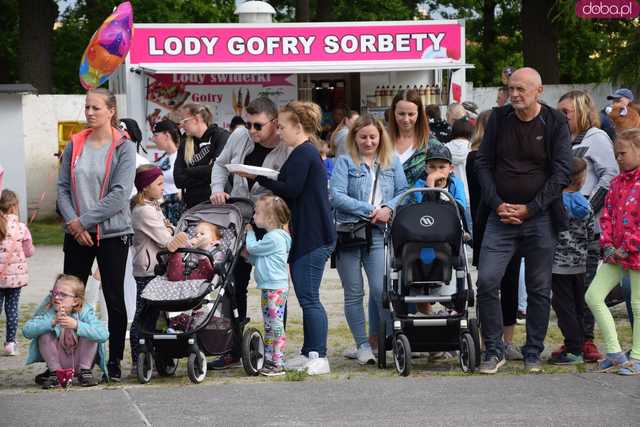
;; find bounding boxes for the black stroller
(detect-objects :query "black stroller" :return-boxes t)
[380,188,480,376]
[135,200,265,384]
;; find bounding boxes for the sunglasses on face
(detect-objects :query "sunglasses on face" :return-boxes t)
[50,290,75,300]
[245,119,274,131]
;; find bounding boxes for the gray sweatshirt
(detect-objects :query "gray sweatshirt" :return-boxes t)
[571,127,618,233]
[210,127,291,202]
[57,128,136,239]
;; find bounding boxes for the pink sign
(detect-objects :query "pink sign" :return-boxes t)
[130,22,463,65]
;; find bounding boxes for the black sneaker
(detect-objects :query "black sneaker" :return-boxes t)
[78,369,99,387]
[35,369,55,386]
[524,356,543,373]
[107,361,122,382]
[479,353,506,374]
[207,354,241,370]
[41,374,59,389]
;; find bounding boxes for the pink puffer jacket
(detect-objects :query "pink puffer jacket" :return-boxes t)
[0,214,35,288]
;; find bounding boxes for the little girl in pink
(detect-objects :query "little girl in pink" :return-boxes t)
[0,189,35,356]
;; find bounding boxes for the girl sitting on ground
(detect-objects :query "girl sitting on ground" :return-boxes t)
[23,274,108,388]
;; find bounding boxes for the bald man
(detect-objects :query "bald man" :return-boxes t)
[475,67,572,374]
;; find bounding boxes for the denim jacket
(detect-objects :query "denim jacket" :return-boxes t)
[330,154,408,224]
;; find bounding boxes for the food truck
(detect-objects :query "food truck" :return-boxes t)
[112,3,472,154]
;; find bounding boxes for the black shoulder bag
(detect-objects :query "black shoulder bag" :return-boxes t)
[335,163,380,250]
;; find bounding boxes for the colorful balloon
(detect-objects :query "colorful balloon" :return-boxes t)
[79,1,133,90]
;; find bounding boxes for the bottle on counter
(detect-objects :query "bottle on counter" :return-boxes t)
[375,86,382,107]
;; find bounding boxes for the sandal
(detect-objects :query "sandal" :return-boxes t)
[618,359,640,376]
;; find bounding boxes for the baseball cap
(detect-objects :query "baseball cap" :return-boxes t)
[607,88,634,102]
[426,144,452,163]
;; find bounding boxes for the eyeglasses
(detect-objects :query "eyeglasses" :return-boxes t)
[245,119,275,131]
[50,290,75,300]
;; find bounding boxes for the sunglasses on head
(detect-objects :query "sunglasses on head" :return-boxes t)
[245,119,274,131]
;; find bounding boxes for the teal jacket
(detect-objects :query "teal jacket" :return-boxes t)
[246,229,291,290]
[23,296,109,374]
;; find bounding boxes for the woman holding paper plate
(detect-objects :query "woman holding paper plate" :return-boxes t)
[237,101,336,375]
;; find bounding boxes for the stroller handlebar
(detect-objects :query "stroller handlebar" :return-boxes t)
[395,188,464,222]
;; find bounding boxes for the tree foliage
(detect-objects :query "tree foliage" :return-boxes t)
[424,0,640,89]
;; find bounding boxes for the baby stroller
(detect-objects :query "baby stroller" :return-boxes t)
[380,188,480,376]
[135,199,265,384]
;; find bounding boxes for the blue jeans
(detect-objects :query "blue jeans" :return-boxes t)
[336,229,391,348]
[290,244,334,357]
[518,258,528,313]
[477,212,557,359]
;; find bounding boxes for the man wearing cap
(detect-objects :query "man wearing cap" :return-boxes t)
[607,88,634,109]
[601,88,635,141]
[208,96,290,369]
[475,67,572,374]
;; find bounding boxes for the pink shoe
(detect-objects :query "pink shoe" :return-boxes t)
[3,342,17,356]
[55,368,75,389]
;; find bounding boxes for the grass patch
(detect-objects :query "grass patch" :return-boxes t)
[29,219,64,246]
[284,369,308,381]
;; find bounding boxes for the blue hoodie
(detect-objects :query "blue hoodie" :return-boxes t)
[246,228,292,290]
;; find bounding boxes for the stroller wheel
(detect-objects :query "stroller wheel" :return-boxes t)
[241,327,265,376]
[156,357,178,377]
[393,334,411,377]
[187,350,207,384]
[468,318,481,368]
[137,352,153,384]
[377,320,387,369]
[459,332,476,373]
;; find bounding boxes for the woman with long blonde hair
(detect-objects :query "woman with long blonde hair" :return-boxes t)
[331,114,407,364]
[174,103,229,208]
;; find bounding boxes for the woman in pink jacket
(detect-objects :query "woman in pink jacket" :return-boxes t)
[0,189,35,356]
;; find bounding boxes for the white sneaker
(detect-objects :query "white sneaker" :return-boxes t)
[305,352,331,376]
[343,348,358,359]
[286,354,309,370]
[357,345,376,365]
[4,342,17,356]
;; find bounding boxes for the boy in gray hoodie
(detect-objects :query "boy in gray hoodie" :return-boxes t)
[550,158,595,365]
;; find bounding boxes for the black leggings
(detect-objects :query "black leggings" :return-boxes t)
[63,234,129,363]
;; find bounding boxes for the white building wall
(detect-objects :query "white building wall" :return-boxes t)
[468,82,614,113]
[21,94,86,219]
[0,95,28,219]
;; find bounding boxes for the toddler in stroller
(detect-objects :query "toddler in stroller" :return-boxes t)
[135,201,267,384]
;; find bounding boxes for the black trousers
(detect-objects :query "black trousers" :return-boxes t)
[63,234,129,363]
[500,256,522,327]
[551,273,585,355]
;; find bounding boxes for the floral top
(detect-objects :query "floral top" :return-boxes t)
[600,167,640,270]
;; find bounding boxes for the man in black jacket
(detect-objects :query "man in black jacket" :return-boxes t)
[475,67,572,374]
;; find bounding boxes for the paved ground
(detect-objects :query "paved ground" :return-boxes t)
[1,246,637,426]
[0,373,638,426]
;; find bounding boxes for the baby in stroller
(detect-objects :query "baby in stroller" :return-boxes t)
[167,221,226,282]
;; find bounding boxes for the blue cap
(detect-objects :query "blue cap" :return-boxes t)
[607,88,634,102]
